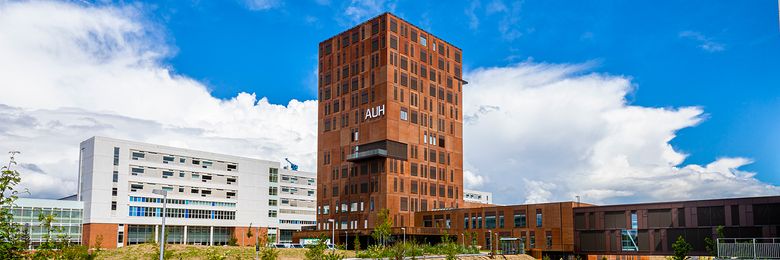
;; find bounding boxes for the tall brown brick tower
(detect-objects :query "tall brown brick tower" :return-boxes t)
[316,12,465,237]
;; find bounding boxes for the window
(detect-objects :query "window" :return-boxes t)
[112,171,118,182]
[269,199,278,206]
[112,188,117,196]
[514,210,526,227]
[111,201,117,210]
[530,231,536,248]
[269,210,278,218]
[485,214,496,229]
[536,209,543,227]
[131,167,143,176]
[269,187,278,196]
[113,147,120,165]
[131,151,144,160]
[400,108,408,121]
[269,168,278,183]
[420,35,427,46]
[546,231,553,248]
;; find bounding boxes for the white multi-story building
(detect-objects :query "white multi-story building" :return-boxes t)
[77,136,314,248]
[463,189,493,205]
[274,168,317,243]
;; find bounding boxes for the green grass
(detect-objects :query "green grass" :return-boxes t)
[94,244,356,260]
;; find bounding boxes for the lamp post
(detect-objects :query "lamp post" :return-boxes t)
[345,229,349,250]
[152,189,168,260]
[461,233,465,247]
[328,219,335,250]
[401,227,406,244]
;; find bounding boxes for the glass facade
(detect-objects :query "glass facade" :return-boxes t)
[8,201,83,248]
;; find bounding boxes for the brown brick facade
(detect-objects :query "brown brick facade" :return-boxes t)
[317,12,465,232]
[82,223,121,249]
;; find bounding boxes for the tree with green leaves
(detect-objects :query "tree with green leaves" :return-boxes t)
[32,212,71,259]
[705,225,725,256]
[353,235,360,253]
[372,208,392,246]
[0,152,29,259]
[671,235,693,260]
[306,234,344,260]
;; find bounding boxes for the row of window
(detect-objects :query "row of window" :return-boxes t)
[128,196,236,207]
[130,150,238,172]
[129,183,237,199]
[130,166,237,185]
[279,219,317,225]
[128,206,236,220]
[461,210,544,229]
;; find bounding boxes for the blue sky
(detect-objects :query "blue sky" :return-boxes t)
[1,0,778,202]
[149,0,780,184]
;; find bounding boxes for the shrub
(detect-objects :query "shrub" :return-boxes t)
[259,246,279,260]
[228,236,238,246]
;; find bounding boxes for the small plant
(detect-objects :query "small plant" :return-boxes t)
[543,255,551,260]
[705,225,725,256]
[228,236,238,246]
[260,246,279,260]
[353,235,361,253]
[671,235,693,260]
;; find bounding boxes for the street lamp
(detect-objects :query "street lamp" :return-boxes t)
[461,233,465,247]
[328,219,335,250]
[401,228,406,244]
[152,189,168,260]
[345,229,349,250]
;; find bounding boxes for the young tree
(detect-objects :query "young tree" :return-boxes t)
[671,235,693,260]
[0,152,29,259]
[353,235,361,253]
[32,212,70,259]
[372,208,392,246]
[246,224,254,246]
[704,225,725,256]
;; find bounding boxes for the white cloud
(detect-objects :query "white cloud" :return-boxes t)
[242,0,283,11]
[343,0,396,23]
[464,0,481,30]
[0,1,317,199]
[463,62,779,204]
[679,30,726,52]
[1,1,774,206]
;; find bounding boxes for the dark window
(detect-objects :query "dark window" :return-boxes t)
[604,211,626,229]
[753,203,780,225]
[697,206,725,226]
[647,209,673,228]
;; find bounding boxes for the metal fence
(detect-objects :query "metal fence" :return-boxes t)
[718,238,780,259]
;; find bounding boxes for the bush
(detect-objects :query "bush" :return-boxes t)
[59,245,96,260]
[227,236,238,246]
[259,246,279,260]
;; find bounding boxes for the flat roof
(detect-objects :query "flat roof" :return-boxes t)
[14,198,83,209]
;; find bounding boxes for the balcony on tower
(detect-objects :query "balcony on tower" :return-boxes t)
[346,140,408,162]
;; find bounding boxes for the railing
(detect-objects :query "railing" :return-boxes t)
[718,238,780,259]
[345,149,387,161]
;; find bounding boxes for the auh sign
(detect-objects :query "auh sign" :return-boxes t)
[365,104,385,120]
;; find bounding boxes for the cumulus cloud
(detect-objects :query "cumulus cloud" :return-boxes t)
[463,62,779,204]
[679,30,726,52]
[0,1,317,199]
[1,1,775,206]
